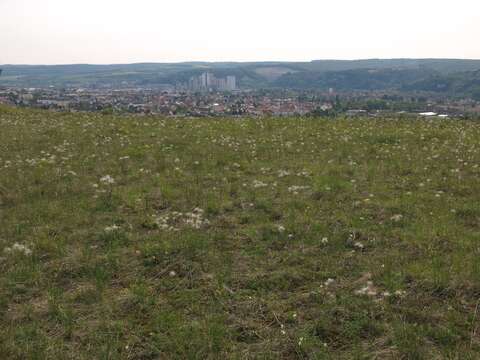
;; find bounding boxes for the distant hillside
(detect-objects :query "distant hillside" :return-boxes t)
[0,62,301,88]
[305,59,480,74]
[404,69,480,100]
[273,68,438,91]
[1,59,480,97]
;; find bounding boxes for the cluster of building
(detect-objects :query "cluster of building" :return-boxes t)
[0,87,319,115]
[187,72,236,92]
[154,92,320,116]
[0,87,157,112]
[1,86,479,118]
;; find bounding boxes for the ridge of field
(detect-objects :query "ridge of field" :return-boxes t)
[1,106,480,358]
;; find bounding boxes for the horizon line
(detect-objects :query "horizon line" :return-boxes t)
[2,57,480,67]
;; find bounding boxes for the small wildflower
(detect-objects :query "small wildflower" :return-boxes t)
[390,214,403,222]
[354,241,364,250]
[324,278,335,286]
[288,185,310,194]
[277,169,290,178]
[252,180,268,188]
[355,281,377,296]
[100,175,115,185]
[4,243,32,256]
[104,224,120,232]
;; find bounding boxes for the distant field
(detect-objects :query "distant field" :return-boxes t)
[2,106,480,359]
[254,67,299,81]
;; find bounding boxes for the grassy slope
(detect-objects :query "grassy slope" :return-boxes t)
[1,106,480,359]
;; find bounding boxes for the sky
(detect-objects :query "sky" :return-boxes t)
[1,0,479,64]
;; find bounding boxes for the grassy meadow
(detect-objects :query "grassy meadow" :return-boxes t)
[1,105,480,359]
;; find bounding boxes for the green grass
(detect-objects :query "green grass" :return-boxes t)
[1,105,480,358]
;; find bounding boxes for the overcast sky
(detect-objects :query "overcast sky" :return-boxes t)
[1,0,479,64]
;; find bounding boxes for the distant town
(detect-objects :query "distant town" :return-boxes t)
[1,84,479,119]
[1,60,480,118]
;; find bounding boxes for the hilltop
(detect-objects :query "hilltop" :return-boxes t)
[1,106,480,358]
